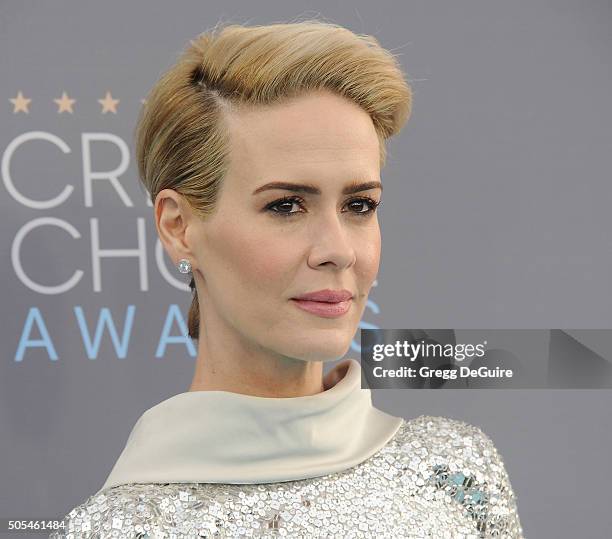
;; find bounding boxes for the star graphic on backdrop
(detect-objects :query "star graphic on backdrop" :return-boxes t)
[98,91,119,114]
[10,91,32,113]
[54,91,76,113]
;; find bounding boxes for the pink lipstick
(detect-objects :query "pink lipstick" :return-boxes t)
[291,289,353,318]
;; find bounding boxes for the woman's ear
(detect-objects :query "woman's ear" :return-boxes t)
[155,189,194,266]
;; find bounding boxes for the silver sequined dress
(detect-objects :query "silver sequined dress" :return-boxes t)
[50,415,524,538]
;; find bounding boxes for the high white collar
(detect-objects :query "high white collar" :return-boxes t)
[97,358,403,494]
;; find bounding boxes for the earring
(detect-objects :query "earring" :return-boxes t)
[177,258,192,274]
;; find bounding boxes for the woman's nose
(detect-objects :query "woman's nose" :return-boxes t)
[306,213,357,269]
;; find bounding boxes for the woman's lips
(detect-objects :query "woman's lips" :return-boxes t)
[290,298,352,318]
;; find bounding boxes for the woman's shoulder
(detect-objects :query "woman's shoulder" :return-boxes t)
[387,414,524,537]
[395,414,505,455]
[391,413,514,482]
[49,485,149,538]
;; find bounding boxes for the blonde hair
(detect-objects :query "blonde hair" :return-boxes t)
[135,19,413,341]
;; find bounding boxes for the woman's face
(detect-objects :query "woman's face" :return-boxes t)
[187,90,382,362]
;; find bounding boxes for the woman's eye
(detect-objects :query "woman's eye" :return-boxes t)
[265,196,381,217]
[348,198,380,213]
[271,199,302,214]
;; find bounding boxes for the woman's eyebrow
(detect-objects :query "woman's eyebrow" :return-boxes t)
[252,180,382,195]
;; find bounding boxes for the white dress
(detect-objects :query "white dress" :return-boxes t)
[50,359,524,538]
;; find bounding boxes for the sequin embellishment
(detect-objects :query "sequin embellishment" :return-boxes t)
[429,464,494,535]
[50,415,524,538]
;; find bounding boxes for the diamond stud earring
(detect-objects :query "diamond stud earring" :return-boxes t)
[177,258,192,274]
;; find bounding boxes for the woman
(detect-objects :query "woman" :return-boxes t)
[52,20,523,538]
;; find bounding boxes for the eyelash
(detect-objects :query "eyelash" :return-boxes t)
[265,195,382,218]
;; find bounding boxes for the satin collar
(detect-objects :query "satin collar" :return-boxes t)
[98,358,403,493]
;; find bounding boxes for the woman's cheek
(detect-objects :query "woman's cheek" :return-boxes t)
[357,239,381,284]
[237,238,294,285]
